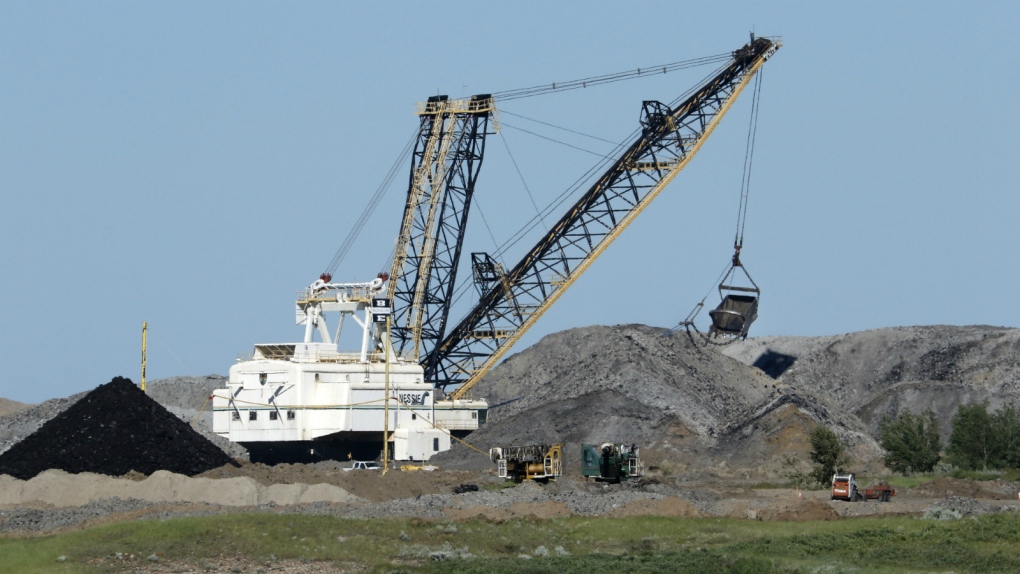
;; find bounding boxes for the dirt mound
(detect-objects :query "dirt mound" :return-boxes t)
[144,375,226,410]
[0,469,362,507]
[197,460,491,502]
[0,377,236,479]
[913,477,1015,500]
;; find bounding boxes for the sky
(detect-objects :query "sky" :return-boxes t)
[2,2,1018,404]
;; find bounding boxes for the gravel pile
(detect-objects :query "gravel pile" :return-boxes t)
[0,497,161,532]
[0,377,236,479]
[924,496,989,517]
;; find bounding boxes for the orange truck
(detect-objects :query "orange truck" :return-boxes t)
[831,473,895,502]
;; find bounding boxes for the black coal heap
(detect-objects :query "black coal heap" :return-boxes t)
[0,376,236,480]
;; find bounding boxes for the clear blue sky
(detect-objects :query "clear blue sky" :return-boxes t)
[2,2,1018,403]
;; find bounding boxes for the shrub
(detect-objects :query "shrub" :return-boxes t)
[922,508,962,520]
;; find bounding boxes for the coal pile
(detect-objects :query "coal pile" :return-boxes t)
[0,377,236,480]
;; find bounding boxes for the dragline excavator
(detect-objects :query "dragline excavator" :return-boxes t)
[212,36,781,463]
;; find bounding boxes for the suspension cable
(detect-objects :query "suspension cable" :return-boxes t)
[500,110,618,145]
[490,54,732,101]
[324,126,418,276]
[501,122,615,159]
[500,131,548,233]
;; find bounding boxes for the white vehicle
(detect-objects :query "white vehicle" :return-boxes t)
[212,275,487,464]
[344,461,381,471]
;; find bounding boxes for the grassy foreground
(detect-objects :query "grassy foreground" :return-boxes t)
[1,512,1019,573]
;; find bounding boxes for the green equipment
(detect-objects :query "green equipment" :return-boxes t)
[581,443,642,483]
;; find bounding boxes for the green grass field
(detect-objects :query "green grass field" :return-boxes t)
[2,512,1018,573]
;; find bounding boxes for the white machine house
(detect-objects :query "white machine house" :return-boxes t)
[212,274,488,463]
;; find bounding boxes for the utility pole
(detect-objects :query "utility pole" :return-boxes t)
[141,322,147,392]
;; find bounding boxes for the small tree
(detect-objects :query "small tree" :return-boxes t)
[878,409,942,474]
[991,403,1020,469]
[809,426,849,485]
[947,402,994,470]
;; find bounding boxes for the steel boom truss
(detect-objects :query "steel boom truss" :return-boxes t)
[428,37,781,398]
[388,94,496,363]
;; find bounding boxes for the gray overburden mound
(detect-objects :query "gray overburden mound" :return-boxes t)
[434,324,1019,475]
[433,324,877,473]
[723,325,1020,442]
[0,377,236,480]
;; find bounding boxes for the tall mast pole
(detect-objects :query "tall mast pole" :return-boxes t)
[383,315,391,474]
[141,322,147,392]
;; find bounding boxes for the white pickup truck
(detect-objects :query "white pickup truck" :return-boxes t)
[344,461,381,472]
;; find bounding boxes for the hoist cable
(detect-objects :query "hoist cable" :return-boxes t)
[673,66,767,341]
[735,71,763,249]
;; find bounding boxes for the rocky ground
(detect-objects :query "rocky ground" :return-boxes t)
[0,324,1018,539]
[1,464,1018,535]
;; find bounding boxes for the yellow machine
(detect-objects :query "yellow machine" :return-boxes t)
[489,444,563,483]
